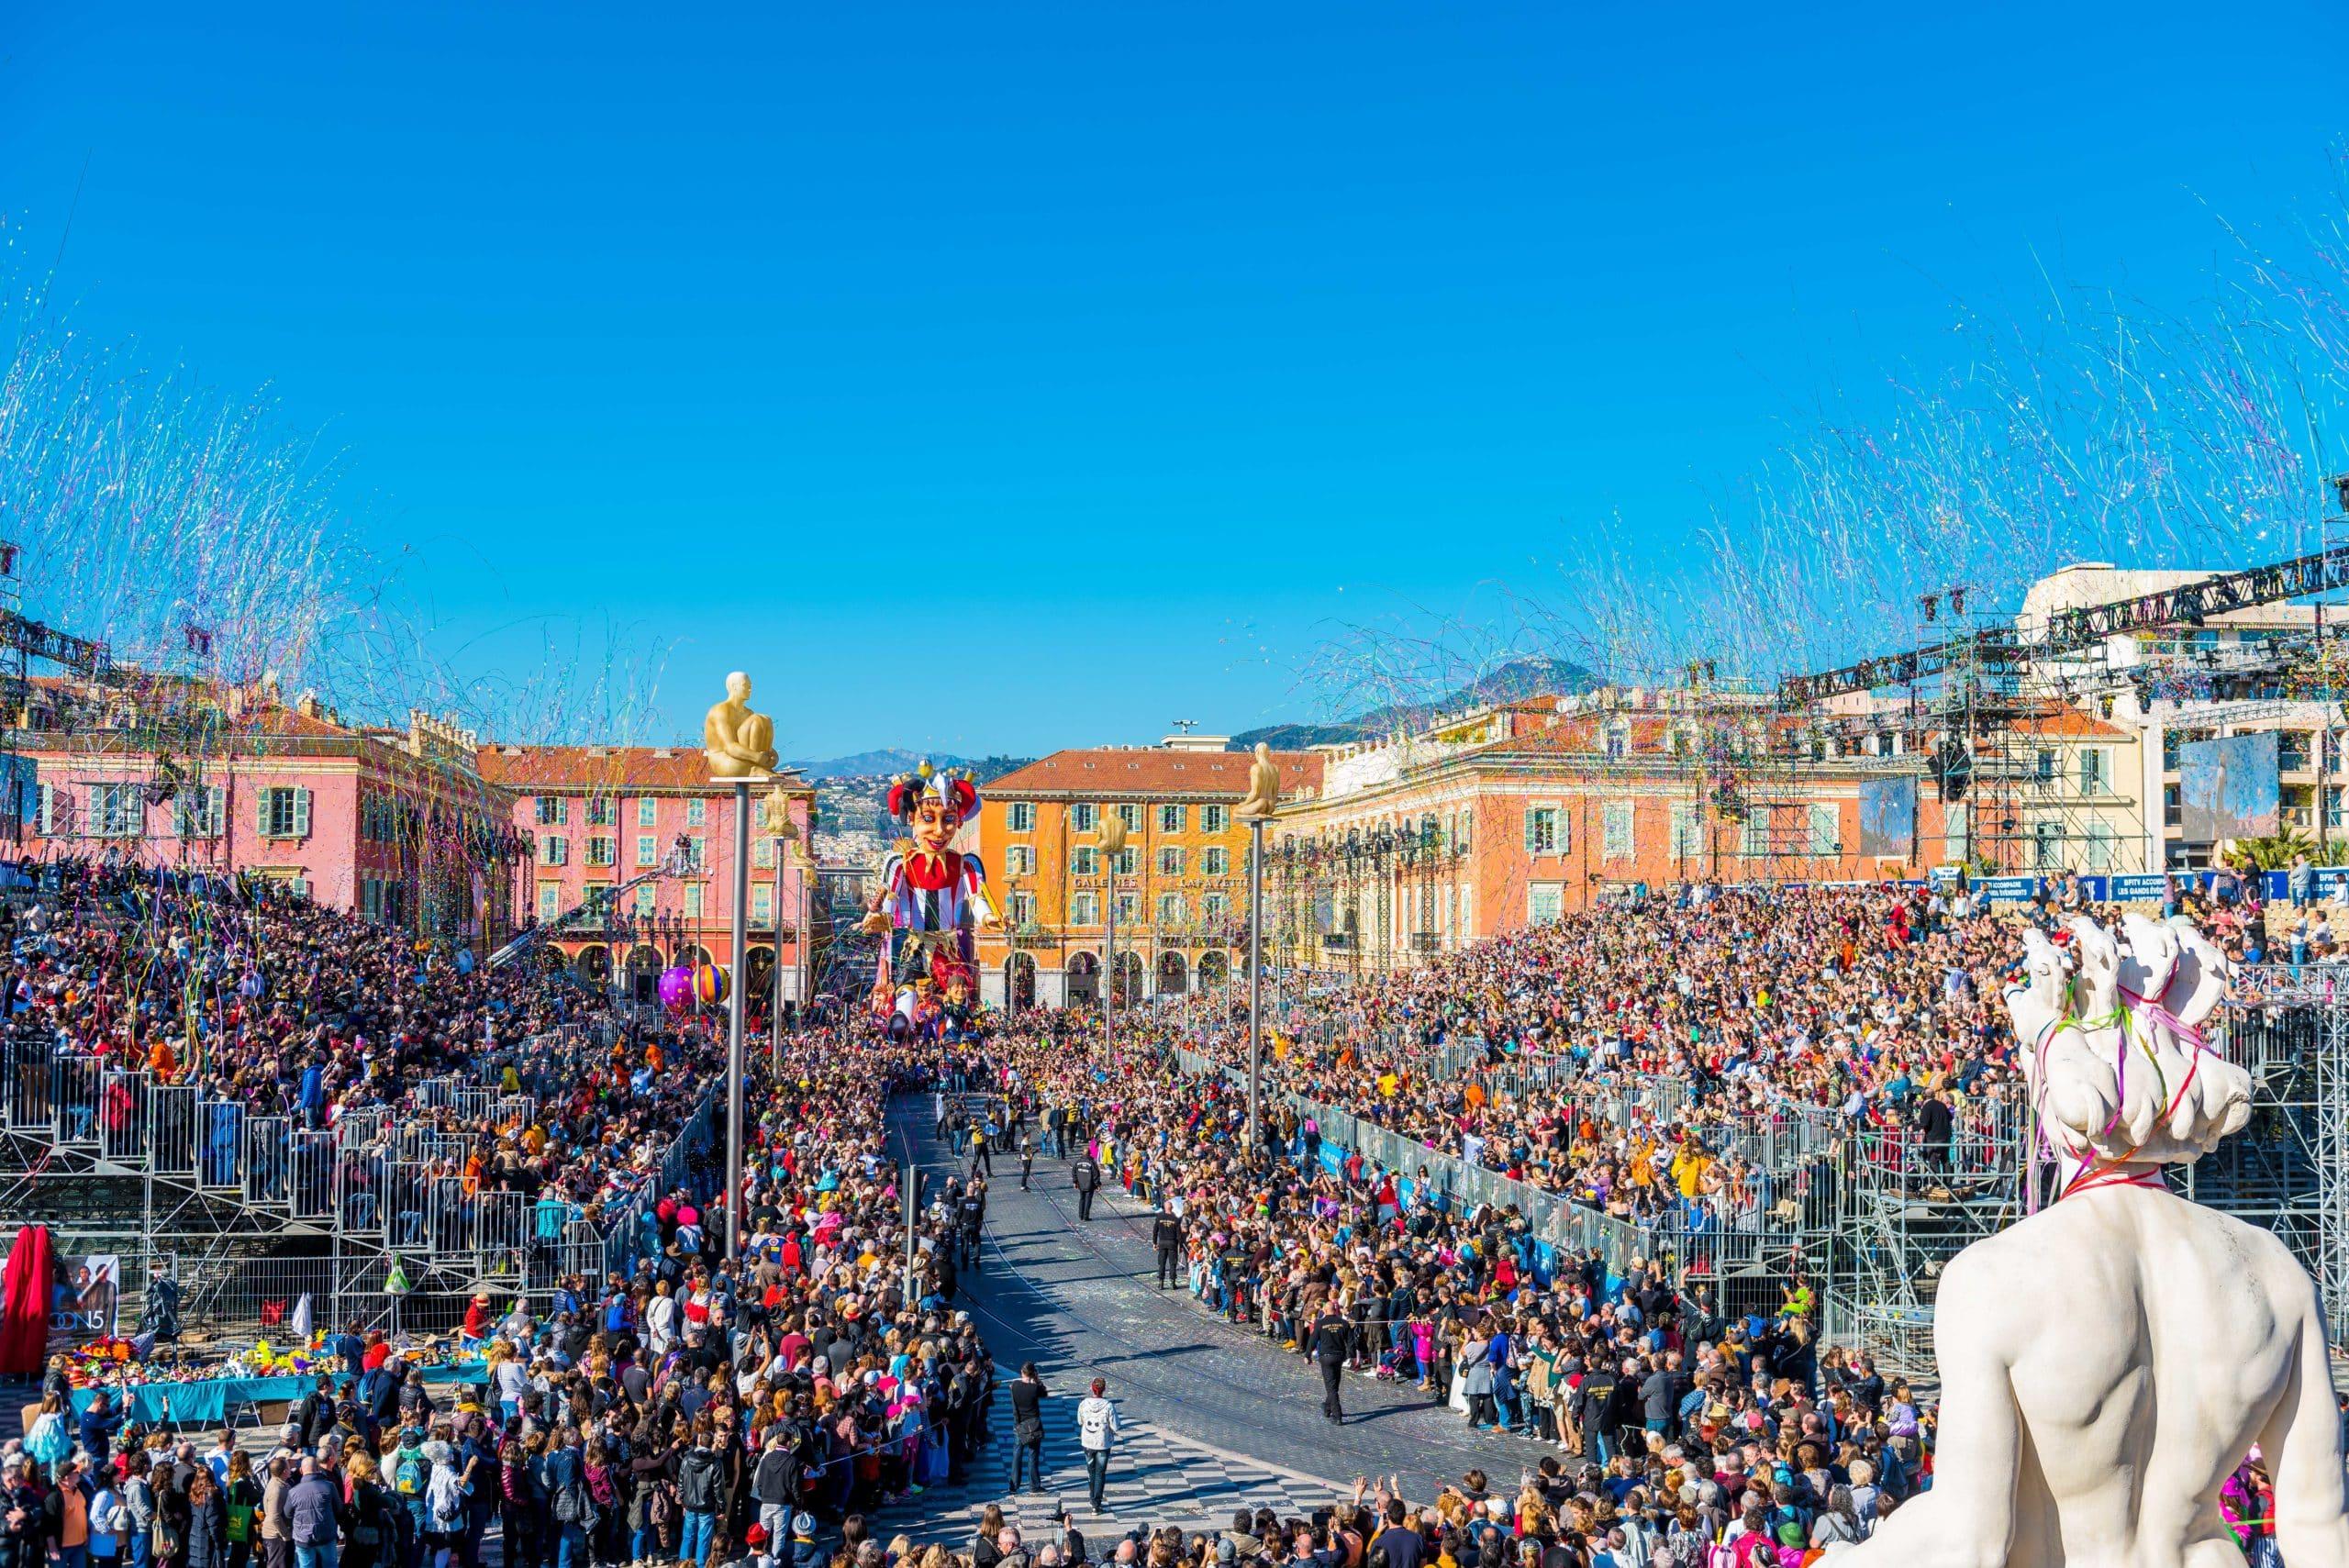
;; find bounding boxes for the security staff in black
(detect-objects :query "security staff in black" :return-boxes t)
[1151,1209,1183,1288]
[1072,1154,1101,1220]
[1019,1128,1037,1191]
[1309,1307,1353,1424]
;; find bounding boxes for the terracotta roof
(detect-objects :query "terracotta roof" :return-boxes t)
[475,745,812,792]
[2011,709,2133,740]
[987,748,1323,798]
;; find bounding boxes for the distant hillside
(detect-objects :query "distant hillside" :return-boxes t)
[789,748,1034,782]
[1230,655,1598,750]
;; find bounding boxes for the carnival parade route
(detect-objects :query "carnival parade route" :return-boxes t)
[902,1106,1560,1507]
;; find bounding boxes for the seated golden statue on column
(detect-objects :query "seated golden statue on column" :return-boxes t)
[703,671,777,779]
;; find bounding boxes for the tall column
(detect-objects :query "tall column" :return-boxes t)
[727,780,749,1262]
[1247,815,1264,1150]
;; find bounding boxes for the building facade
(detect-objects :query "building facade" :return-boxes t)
[1264,692,1954,973]
[18,683,523,951]
[974,736,1323,1008]
[473,747,818,1005]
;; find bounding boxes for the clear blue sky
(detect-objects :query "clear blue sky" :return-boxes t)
[5,1,2343,759]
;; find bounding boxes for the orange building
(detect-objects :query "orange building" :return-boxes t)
[1264,690,1951,973]
[975,736,1323,1007]
[474,746,818,1006]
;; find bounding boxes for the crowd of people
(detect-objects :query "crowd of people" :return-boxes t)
[33,864,2272,1568]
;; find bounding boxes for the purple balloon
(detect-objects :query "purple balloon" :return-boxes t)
[658,965,695,1011]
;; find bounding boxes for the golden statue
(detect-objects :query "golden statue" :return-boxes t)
[703,672,777,779]
[1234,740,1283,820]
[760,784,800,840]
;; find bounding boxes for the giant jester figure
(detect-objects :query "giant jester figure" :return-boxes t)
[860,762,998,1035]
[1841,913,2345,1568]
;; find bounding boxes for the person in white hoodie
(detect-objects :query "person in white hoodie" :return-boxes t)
[1074,1378,1119,1515]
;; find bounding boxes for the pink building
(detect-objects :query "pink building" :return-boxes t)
[18,680,525,951]
[473,747,819,1006]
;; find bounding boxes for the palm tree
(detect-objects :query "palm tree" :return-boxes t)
[2222,828,2316,875]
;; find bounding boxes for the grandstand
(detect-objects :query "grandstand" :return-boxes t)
[0,862,724,1353]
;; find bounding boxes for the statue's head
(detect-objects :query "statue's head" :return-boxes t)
[726,672,751,702]
[2013,914,2252,1170]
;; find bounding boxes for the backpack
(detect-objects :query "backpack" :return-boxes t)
[395,1450,427,1496]
[551,1484,583,1525]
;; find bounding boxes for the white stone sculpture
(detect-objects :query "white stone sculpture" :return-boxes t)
[1843,914,2346,1568]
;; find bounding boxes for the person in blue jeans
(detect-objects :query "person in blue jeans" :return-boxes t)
[673,1437,723,1568]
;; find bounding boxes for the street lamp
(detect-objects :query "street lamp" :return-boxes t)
[761,784,801,1073]
[1233,742,1281,1152]
[1097,812,1129,1051]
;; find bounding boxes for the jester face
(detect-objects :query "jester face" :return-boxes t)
[908,796,962,855]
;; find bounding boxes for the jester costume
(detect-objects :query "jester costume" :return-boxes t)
[868,767,998,1031]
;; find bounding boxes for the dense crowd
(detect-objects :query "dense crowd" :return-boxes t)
[18,865,2315,1568]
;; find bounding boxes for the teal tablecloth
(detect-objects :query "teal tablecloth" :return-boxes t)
[71,1362,486,1424]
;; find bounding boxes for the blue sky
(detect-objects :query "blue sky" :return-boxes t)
[5,1,2343,758]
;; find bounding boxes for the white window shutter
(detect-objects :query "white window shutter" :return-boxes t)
[293,786,312,838]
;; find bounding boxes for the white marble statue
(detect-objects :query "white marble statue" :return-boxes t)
[1842,914,2345,1568]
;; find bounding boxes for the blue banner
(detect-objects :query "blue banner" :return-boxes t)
[1976,875,2042,904]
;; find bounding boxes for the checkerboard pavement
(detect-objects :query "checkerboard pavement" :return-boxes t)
[867,1385,1351,1549]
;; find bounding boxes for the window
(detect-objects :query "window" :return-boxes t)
[260,785,312,840]
[540,835,569,867]
[538,883,562,920]
[1603,801,1634,861]
[1157,846,1186,876]
[1809,803,1839,857]
[686,798,707,827]
[1007,802,1036,833]
[752,884,774,923]
[638,798,658,828]
[1115,804,1142,831]
[1202,892,1229,922]
[2332,786,2346,831]
[1528,882,1564,926]
[1669,804,1701,859]
[1524,806,1562,855]
[2035,749,2057,783]
[1157,893,1186,924]
[1115,893,1139,925]
[1115,848,1139,877]
[1947,802,1971,863]
[2086,822,2116,871]
[676,884,700,919]
[35,783,66,836]
[753,836,775,870]
[2033,822,2063,869]
[91,783,142,839]
[586,796,618,827]
[1158,805,1186,833]
[1604,722,1629,760]
[1071,803,1098,832]
[584,884,616,915]
[1742,810,1769,859]
[536,796,568,827]
[586,836,616,867]
[1009,892,1037,927]
[1201,805,1227,833]
[1072,846,1098,876]
[2164,784,2183,828]
[1004,845,1036,875]
[2163,730,2180,772]
[175,784,226,840]
[682,837,706,871]
[1455,813,1473,852]
[1070,892,1100,925]
[636,835,658,867]
[634,884,655,917]
[2280,731,2312,772]
[1201,846,1229,876]
[2079,749,2108,796]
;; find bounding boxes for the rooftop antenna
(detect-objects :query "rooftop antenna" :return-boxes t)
[1170,717,1197,734]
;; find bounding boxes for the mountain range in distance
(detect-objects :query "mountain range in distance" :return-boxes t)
[792,655,1597,777]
